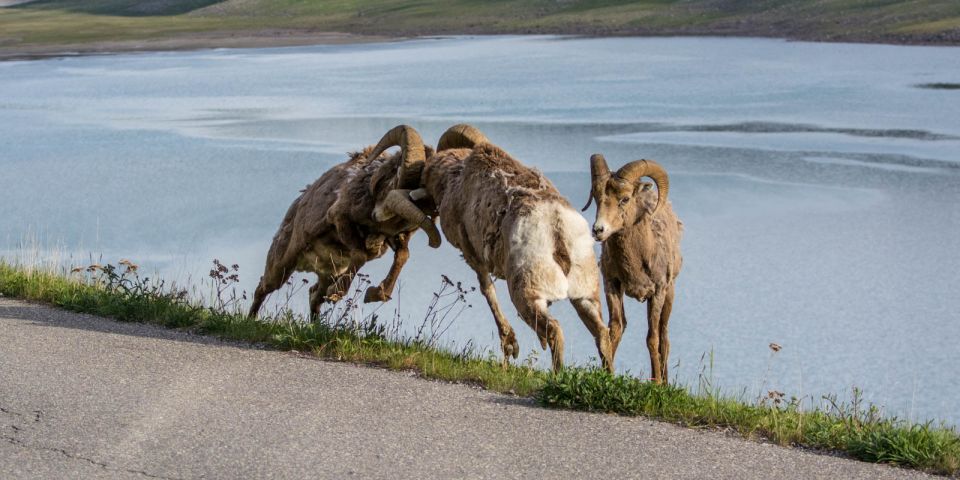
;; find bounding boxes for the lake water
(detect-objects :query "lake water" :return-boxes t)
[1,36,958,425]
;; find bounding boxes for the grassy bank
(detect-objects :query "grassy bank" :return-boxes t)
[1,0,959,55]
[0,259,958,476]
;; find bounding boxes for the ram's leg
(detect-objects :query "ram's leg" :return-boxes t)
[658,286,675,383]
[249,280,270,319]
[512,293,565,372]
[646,291,666,384]
[605,279,627,354]
[248,262,295,318]
[475,270,519,368]
[326,251,366,302]
[364,234,411,303]
[307,282,324,319]
[364,234,386,258]
[456,227,518,367]
[326,268,356,304]
[296,263,333,319]
[570,294,613,373]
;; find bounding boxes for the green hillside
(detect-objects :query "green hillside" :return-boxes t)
[15,0,225,16]
[2,0,959,50]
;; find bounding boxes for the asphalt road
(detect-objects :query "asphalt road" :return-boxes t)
[0,298,933,479]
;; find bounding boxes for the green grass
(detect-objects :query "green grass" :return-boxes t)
[2,0,960,49]
[1,259,958,476]
[538,369,960,475]
[0,9,248,46]
[19,0,226,16]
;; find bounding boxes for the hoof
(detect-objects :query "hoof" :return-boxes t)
[598,332,615,373]
[363,286,391,304]
[550,359,564,372]
[501,332,520,361]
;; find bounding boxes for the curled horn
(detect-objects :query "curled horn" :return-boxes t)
[615,159,670,214]
[381,190,442,248]
[367,125,426,190]
[582,153,611,211]
[437,124,489,151]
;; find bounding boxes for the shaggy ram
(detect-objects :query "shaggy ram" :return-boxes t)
[372,124,614,372]
[247,126,441,318]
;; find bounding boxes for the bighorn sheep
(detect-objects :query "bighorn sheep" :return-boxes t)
[248,126,441,318]
[582,154,682,383]
[372,124,614,372]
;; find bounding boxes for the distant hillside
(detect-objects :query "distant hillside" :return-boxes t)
[2,0,959,50]
[193,0,960,43]
[8,0,223,15]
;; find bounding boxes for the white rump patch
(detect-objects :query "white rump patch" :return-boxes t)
[508,202,601,302]
[557,206,601,300]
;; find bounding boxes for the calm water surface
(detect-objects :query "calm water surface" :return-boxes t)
[1,36,958,424]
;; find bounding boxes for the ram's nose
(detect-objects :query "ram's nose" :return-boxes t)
[592,223,606,241]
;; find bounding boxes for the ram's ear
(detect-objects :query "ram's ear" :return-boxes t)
[639,181,654,192]
[369,160,395,194]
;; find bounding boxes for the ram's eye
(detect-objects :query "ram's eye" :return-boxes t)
[618,197,630,206]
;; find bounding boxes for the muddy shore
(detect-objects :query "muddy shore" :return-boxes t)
[0,30,396,61]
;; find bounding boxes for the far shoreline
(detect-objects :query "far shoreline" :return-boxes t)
[1,28,958,63]
[0,30,401,62]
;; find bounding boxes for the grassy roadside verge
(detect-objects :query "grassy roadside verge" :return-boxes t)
[1,260,957,476]
[0,260,546,395]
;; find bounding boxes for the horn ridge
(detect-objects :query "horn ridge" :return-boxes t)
[582,153,611,211]
[368,125,426,190]
[381,189,442,248]
[437,124,489,151]
[616,159,670,214]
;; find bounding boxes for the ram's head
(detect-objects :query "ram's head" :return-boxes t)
[582,154,669,242]
[366,125,441,248]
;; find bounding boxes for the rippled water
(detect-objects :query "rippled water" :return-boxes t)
[1,36,958,424]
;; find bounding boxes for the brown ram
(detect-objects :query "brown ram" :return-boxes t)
[582,154,682,383]
[247,126,441,318]
[374,124,614,372]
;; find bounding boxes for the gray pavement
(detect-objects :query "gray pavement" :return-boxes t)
[0,297,932,479]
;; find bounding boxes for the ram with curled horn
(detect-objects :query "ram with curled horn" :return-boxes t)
[583,153,683,384]
[248,125,441,318]
[377,123,615,372]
